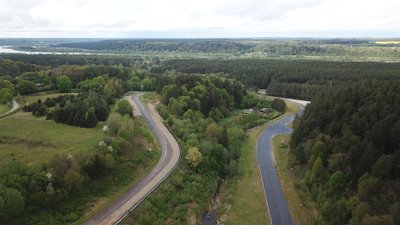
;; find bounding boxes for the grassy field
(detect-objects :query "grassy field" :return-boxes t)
[273,135,323,225]
[0,111,102,167]
[21,91,77,103]
[222,125,270,225]
[0,104,11,114]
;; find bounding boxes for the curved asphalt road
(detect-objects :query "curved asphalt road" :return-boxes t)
[257,101,306,225]
[85,92,180,225]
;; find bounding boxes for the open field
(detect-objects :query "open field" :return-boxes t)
[273,134,323,225]
[21,92,77,103]
[0,103,11,114]
[0,111,102,167]
[222,126,270,225]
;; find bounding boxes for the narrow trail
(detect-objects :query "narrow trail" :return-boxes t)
[0,97,19,118]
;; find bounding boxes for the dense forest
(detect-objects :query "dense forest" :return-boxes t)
[55,39,400,58]
[0,54,142,68]
[290,81,400,225]
[160,58,400,99]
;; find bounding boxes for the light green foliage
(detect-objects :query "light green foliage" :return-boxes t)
[0,80,15,93]
[227,127,245,152]
[309,157,325,185]
[309,141,328,168]
[105,153,117,170]
[105,113,136,151]
[0,88,13,104]
[77,76,106,91]
[106,113,123,135]
[115,99,132,117]
[204,122,223,143]
[104,78,125,100]
[128,75,141,90]
[185,146,202,169]
[168,98,184,116]
[56,75,72,92]
[141,77,156,91]
[118,115,136,142]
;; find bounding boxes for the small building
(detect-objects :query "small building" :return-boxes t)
[243,108,254,114]
[260,108,273,113]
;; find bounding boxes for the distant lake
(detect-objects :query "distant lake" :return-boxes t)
[0,46,92,55]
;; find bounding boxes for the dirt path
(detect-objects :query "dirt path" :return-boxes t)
[0,97,19,118]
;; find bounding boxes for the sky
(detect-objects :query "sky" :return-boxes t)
[0,0,400,38]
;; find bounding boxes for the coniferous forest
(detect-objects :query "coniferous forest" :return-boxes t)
[291,81,400,225]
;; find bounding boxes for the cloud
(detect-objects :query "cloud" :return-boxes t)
[0,0,399,37]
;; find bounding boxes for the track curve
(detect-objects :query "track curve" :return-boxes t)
[257,100,306,225]
[85,92,180,225]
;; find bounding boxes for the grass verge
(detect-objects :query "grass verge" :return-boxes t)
[221,125,270,225]
[0,103,12,114]
[272,134,323,225]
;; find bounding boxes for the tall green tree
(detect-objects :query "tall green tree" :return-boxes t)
[57,75,72,92]
[0,186,25,221]
[0,88,13,104]
[18,80,36,95]
[115,99,132,117]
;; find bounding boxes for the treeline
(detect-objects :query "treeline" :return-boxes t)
[290,81,400,225]
[23,93,108,127]
[127,75,272,224]
[56,39,400,58]
[22,75,131,128]
[160,58,400,99]
[0,54,141,67]
[0,59,42,78]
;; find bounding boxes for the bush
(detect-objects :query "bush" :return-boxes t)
[115,99,132,116]
[271,98,286,112]
[0,88,13,104]
[57,75,72,93]
[18,80,37,95]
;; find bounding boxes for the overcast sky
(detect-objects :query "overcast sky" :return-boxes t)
[0,0,400,38]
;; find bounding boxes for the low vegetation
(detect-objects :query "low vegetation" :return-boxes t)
[0,104,11,114]
[222,126,270,225]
